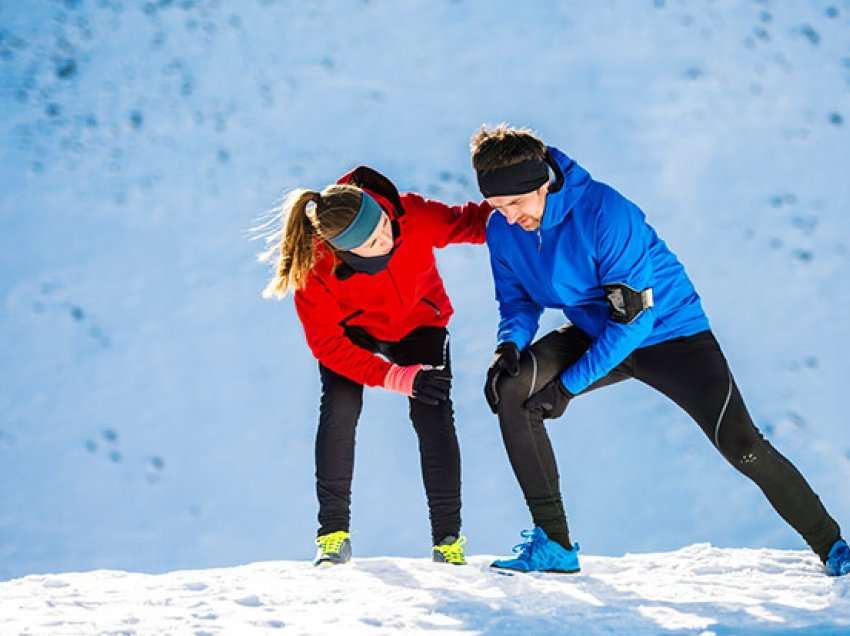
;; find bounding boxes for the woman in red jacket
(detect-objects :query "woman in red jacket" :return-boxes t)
[260,166,491,567]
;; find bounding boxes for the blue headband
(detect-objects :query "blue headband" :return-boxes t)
[326,192,383,251]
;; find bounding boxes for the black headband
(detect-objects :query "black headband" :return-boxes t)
[476,157,549,198]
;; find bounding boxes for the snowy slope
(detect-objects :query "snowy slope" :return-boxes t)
[1,0,850,583]
[2,545,850,635]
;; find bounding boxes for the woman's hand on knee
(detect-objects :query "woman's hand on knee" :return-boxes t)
[384,364,451,406]
[412,367,452,406]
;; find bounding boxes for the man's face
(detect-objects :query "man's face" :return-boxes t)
[486,183,548,231]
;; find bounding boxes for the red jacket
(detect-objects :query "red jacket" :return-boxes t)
[294,166,491,387]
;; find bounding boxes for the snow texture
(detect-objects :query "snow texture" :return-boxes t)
[2,545,849,635]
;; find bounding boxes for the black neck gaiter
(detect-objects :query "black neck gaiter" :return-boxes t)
[335,219,401,276]
[336,243,398,275]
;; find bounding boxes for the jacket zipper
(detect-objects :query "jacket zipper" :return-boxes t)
[537,229,542,252]
[387,269,404,308]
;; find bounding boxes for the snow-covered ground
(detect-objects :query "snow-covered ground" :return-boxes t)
[2,4,850,633]
[2,545,849,635]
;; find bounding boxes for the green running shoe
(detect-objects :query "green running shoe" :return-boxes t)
[432,535,467,565]
[314,530,352,567]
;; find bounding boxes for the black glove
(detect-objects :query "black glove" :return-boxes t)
[524,378,574,419]
[412,367,451,406]
[484,342,521,414]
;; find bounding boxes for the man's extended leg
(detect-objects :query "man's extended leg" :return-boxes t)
[633,330,841,560]
[496,325,633,549]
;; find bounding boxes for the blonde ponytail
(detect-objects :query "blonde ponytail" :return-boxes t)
[257,184,363,299]
[258,189,321,299]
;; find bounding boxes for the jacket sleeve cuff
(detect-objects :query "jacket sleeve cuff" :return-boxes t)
[383,364,424,397]
[559,370,585,396]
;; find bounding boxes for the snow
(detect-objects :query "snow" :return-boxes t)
[2,544,849,635]
[1,0,850,632]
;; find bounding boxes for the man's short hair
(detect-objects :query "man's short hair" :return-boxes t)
[470,124,547,174]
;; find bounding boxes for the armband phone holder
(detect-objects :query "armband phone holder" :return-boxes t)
[604,284,654,324]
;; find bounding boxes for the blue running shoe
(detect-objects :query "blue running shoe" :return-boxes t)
[825,539,850,577]
[490,527,580,574]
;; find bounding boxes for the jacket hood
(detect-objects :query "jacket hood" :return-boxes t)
[540,146,592,231]
[337,165,405,220]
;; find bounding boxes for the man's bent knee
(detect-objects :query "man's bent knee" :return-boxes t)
[496,355,538,409]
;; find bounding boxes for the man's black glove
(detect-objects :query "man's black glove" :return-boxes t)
[412,367,451,406]
[524,378,574,420]
[484,342,521,414]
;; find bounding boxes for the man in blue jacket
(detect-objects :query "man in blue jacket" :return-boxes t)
[472,124,848,576]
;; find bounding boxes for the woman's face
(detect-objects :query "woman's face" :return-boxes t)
[348,211,393,257]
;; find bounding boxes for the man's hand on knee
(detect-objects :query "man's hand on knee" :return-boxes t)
[484,342,521,414]
[524,377,574,419]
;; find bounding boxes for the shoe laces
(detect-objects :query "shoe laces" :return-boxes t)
[434,536,467,563]
[511,528,544,562]
[316,531,349,555]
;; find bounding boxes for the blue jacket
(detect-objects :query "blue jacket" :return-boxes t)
[487,146,711,394]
